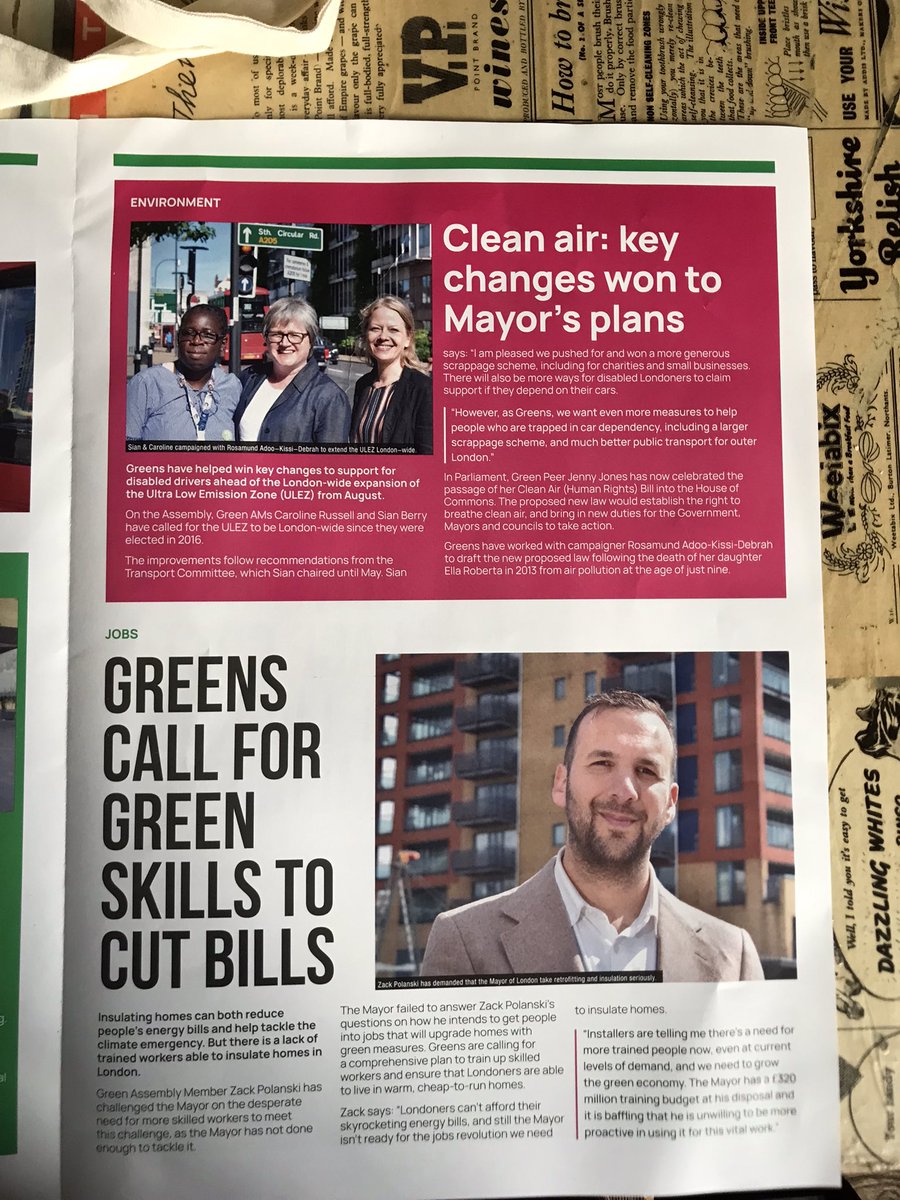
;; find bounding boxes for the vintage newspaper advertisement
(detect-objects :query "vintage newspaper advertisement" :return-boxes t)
[0,125,75,1198]
[829,675,900,1175]
[52,117,836,1199]
[79,0,847,125]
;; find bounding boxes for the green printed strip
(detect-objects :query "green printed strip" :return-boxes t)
[114,153,774,174]
[0,155,38,167]
[0,555,27,1156]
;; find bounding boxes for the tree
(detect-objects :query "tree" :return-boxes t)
[129,222,216,247]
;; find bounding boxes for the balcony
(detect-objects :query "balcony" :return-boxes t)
[457,654,520,688]
[602,664,673,704]
[762,663,790,699]
[455,746,518,780]
[764,873,794,902]
[452,786,517,826]
[451,845,517,875]
[456,696,519,734]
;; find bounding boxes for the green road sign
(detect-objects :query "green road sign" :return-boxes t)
[238,223,323,251]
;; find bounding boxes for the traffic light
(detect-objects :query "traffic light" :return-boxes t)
[237,247,258,297]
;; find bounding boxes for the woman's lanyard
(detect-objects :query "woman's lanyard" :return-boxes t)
[176,369,217,440]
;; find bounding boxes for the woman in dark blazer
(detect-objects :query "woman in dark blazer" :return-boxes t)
[234,296,349,445]
[350,296,432,454]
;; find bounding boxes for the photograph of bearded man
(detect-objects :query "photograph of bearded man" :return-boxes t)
[421,690,764,983]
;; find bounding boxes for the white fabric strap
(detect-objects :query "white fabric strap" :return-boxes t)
[0,0,341,108]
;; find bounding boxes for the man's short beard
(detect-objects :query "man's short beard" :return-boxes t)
[565,783,661,883]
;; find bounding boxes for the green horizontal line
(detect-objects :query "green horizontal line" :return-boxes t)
[0,154,38,166]
[114,153,774,174]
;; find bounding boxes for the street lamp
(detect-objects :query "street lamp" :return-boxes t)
[153,256,183,290]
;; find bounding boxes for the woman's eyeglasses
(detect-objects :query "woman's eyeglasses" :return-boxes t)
[265,331,308,348]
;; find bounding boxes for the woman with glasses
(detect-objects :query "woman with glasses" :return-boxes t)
[350,295,432,454]
[234,297,350,445]
[126,305,240,443]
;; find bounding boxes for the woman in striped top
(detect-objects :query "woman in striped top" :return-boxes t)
[350,296,432,454]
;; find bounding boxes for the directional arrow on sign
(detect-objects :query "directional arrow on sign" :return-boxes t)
[237,223,323,251]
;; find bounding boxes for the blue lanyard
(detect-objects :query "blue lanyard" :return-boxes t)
[176,370,216,438]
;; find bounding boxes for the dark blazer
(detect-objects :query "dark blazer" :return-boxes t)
[351,365,432,454]
[421,856,765,982]
[235,360,350,444]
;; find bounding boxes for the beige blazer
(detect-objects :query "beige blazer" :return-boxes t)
[421,857,764,982]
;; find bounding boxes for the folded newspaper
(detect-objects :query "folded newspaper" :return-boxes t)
[0,118,836,1198]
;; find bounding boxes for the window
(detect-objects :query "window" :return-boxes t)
[408,887,446,924]
[584,670,597,699]
[677,755,698,798]
[715,804,744,848]
[767,808,794,849]
[622,661,672,697]
[375,845,392,880]
[763,707,791,742]
[474,829,517,852]
[714,749,742,793]
[474,735,518,766]
[410,662,454,696]
[764,753,792,796]
[379,714,398,746]
[405,795,451,831]
[676,702,696,745]
[408,706,453,742]
[381,671,400,703]
[376,800,395,836]
[405,751,452,786]
[471,830,517,871]
[762,652,790,697]
[377,757,396,790]
[404,840,449,875]
[473,878,515,900]
[717,861,746,905]
[713,696,741,739]
[675,653,695,693]
[553,724,565,747]
[552,822,565,847]
[712,652,740,687]
[677,809,699,853]
[417,224,431,254]
[420,274,432,305]
[554,677,566,700]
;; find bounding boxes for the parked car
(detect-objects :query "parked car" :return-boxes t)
[311,337,340,370]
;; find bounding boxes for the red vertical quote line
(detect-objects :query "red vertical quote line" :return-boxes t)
[573,1027,579,1139]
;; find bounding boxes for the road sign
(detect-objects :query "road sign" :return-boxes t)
[282,254,312,282]
[320,315,349,330]
[239,223,323,251]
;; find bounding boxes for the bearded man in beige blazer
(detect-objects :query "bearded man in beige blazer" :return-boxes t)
[421,691,763,983]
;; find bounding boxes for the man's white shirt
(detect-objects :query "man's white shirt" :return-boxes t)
[554,852,659,972]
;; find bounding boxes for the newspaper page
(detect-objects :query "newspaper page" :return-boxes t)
[0,125,75,1198]
[56,117,836,1198]
[41,0,899,1186]
[79,0,827,124]
[828,675,900,1175]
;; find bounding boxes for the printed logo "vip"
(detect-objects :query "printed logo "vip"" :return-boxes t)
[401,17,469,104]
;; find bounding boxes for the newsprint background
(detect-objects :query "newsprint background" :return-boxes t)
[0,0,897,1192]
